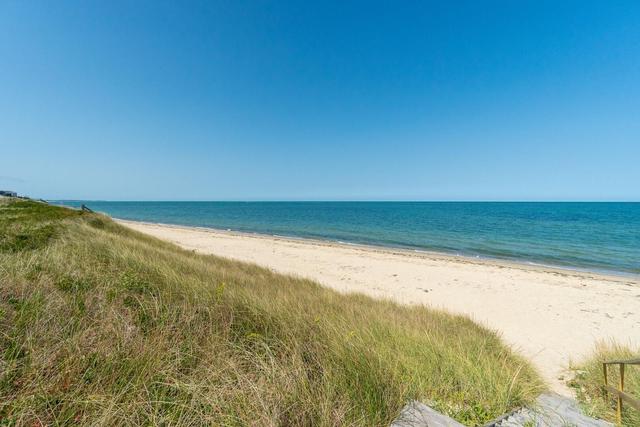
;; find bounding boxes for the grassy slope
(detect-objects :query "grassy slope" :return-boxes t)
[0,199,544,426]
[571,343,640,427]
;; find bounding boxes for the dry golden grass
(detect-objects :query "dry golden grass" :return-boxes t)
[571,342,640,427]
[0,199,544,426]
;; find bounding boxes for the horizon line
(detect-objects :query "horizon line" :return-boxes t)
[47,199,640,203]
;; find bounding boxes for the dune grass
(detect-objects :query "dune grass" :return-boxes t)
[0,199,544,426]
[570,342,640,427]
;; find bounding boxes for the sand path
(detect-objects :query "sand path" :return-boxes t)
[119,220,640,395]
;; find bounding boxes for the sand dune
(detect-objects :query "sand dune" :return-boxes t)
[119,219,640,395]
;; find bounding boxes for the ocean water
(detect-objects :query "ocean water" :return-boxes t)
[53,201,640,276]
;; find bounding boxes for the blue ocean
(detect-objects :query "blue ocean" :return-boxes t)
[53,201,640,276]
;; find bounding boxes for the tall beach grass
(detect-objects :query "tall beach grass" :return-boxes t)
[571,342,640,427]
[0,199,544,425]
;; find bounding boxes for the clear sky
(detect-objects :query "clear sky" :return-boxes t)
[1,1,639,201]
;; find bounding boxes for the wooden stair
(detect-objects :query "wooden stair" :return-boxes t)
[392,393,613,427]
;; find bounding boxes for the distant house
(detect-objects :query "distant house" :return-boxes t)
[0,190,18,197]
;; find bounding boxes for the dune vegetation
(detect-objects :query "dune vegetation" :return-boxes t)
[0,199,544,426]
[571,342,640,427]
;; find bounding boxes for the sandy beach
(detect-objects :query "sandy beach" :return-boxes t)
[119,219,640,395]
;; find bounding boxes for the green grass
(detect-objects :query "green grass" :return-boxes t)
[0,199,544,426]
[570,342,640,427]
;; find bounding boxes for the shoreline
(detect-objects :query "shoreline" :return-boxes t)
[118,218,640,396]
[116,218,638,283]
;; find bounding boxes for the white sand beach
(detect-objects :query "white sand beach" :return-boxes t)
[119,219,640,396]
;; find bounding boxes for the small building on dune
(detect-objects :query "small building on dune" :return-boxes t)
[0,190,18,197]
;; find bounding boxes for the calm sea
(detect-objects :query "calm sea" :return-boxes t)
[53,201,640,276]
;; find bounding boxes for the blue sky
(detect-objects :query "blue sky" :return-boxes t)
[1,1,639,201]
